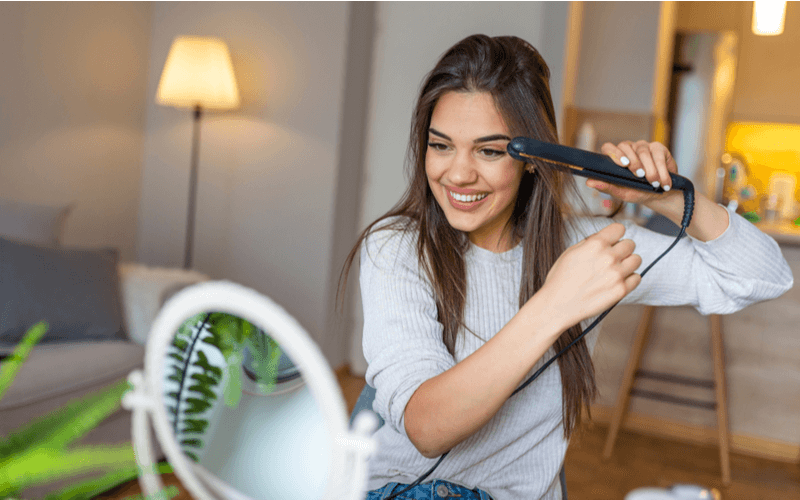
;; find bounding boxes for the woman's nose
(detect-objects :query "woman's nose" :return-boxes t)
[448,152,478,185]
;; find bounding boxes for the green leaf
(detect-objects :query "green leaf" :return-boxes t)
[201,334,221,350]
[180,438,203,449]
[40,464,139,500]
[168,353,185,363]
[184,451,199,463]
[224,351,243,408]
[0,444,135,496]
[181,419,208,434]
[0,379,130,459]
[0,322,49,402]
[194,350,223,379]
[171,338,189,352]
[189,372,218,386]
[184,397,212,414]
[187,383,216,400]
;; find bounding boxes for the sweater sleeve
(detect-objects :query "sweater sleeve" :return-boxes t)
[575,205,793,314]
[359,225,457,437]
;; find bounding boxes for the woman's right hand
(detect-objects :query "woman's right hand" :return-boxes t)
[540,222,642,329]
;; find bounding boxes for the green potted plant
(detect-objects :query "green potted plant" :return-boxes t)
[0,322,177,500]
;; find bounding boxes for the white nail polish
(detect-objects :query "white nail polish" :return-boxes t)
[620,156,630,166]
[652,181,660,188]
[663,185,671,192]
[635,168,645,178]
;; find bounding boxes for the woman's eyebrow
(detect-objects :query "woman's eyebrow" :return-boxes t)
[428,128,510,144]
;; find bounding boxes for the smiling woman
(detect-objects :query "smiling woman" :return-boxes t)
[337,34,792,500]
[425,92,524,252]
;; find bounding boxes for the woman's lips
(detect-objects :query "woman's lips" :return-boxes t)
[445,187,489,211]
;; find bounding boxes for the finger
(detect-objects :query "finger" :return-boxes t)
[611,238,636,259]
[623,272,642,293]
[620,252,643,274]
[594,222,626,244]
[662,146,678,192]
[600,142,631,168]
[633,140,660,188]
[617,142,646,180]
[650,143,672,190]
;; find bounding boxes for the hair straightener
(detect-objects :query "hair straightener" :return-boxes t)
[507,136,693,195]
[383,138,696,500]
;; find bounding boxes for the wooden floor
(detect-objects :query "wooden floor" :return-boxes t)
[336,366,800,500]
[96,366,800,499]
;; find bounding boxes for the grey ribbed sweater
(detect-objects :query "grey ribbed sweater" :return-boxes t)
[359,206,793,500]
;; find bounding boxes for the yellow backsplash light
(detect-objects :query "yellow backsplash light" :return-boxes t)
[724,121,800,217]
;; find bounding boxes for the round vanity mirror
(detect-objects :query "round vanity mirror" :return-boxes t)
[123,281,379,500]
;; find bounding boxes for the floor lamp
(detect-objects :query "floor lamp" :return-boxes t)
[156,36,240,269]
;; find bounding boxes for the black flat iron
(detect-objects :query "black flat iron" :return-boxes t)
[507,136,692,193]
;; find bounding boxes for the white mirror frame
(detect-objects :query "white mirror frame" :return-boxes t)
[122,281,379,500]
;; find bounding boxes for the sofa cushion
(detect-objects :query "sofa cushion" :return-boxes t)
[0,237,126,351]
[0,197,72,246]
[118,263,210,346]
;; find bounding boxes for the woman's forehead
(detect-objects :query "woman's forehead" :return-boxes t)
[429,91,510,140]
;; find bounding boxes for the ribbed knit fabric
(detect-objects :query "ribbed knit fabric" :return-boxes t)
[359,206,793,500]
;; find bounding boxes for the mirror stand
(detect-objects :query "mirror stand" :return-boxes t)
[121,281,380,500]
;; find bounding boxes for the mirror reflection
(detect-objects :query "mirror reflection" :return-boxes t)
[161,312,328,500]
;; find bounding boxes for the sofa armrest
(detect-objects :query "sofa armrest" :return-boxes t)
[118,263,210,346]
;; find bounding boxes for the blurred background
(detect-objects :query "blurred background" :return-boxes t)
[1,1,798,494]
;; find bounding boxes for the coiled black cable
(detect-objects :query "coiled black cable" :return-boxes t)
[383,181,695,500]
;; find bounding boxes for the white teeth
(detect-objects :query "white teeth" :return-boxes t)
[450,191,487,203]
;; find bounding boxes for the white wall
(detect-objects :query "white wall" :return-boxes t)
[0,2,153,260]
[136,2,351,364]
[349,1,572,373]
[575,1,661,114]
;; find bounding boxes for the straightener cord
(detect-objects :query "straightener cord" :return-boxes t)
[383,182,695,500]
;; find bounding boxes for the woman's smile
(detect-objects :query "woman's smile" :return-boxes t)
[446,186,489,206]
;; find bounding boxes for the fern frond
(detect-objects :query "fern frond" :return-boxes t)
[187,384,216,400]
[194,350,223,379]
[171,338,189,352]
[180,438,203,449]
[189,372,218,386]
[184,397,212,414]
[181,419,208,434]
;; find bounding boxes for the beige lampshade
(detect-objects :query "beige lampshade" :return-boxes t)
[752,0,787,36]
[156,36,240,110]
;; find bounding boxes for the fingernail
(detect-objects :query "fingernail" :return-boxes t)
[620,156,630,166]
[663,185,671,192]
[651,181,660,188]
[635,168,645,178]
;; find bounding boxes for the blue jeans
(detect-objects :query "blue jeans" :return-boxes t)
[367,479,495,500]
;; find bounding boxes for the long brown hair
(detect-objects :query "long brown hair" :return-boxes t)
[339,34,595,438]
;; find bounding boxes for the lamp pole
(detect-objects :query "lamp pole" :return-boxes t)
[184,104,202,269]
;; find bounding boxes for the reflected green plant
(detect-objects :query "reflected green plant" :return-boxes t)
[164,313,282,462]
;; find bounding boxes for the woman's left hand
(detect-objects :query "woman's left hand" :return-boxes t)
[586,140,681,207]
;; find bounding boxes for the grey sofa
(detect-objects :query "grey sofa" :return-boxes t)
[0,197,208,498]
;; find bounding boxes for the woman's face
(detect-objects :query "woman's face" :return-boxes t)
[426,91,525,252]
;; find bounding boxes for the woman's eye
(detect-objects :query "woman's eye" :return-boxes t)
[480,148,505,159]
[427,141,449,152]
